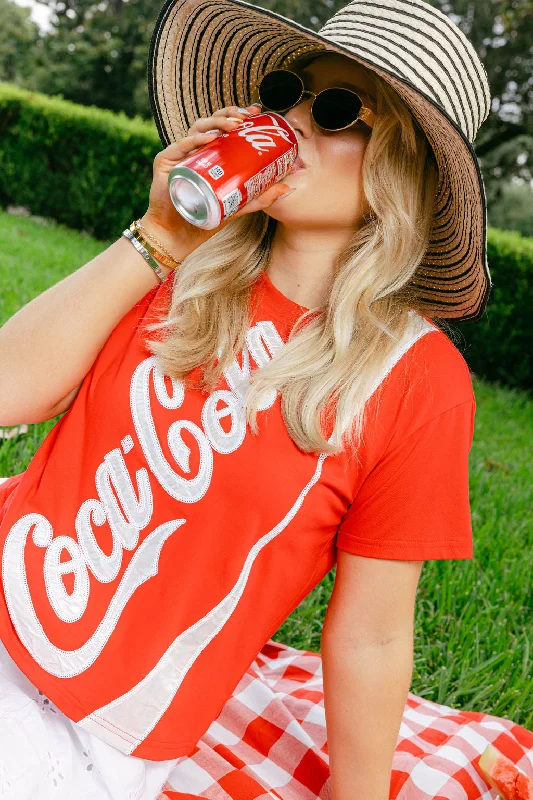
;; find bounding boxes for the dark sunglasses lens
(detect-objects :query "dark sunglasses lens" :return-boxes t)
[313,88,362,130]
[258,70,302,111]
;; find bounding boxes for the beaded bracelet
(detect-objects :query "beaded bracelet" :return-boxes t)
[135,220,181,265]
[128,220,182,269]
[122,220,183,282]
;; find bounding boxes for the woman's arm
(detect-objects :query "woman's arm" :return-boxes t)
[322,632,414,800]
[0,216,178,427]
[321,552,424,800]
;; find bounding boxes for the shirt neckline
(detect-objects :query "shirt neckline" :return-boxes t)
[158,270,312,326]
[259,271,310,313]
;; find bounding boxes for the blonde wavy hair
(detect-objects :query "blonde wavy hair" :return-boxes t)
[143,53,442,459]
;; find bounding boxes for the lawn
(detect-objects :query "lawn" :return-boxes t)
[0,208,531,731]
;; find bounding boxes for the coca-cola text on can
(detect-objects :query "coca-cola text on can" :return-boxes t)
[168,112,298,230]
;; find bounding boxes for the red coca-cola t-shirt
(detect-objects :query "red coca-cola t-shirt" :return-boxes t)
[0,271,476,760]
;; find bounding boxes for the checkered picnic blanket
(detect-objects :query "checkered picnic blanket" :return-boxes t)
[159,639,533,800]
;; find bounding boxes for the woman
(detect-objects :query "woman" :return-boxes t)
[0,0,498,797]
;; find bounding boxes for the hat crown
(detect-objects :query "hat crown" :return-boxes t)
[317,0,491,143]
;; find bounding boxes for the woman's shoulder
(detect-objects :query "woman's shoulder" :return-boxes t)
[370,310,476,450]
[402,311,475,404]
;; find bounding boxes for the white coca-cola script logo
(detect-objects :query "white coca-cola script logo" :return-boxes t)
[237,113,294,155]
[1,318,293,679]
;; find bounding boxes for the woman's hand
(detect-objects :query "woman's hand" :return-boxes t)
[140,103,293,263]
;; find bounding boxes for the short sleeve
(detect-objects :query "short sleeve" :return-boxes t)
[335,399,476,561]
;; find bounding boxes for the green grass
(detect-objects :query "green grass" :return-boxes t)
[1,209,531,731]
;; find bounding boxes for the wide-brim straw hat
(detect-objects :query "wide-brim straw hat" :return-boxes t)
[147,0,492,322]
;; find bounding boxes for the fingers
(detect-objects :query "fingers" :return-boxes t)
[233,183,294,218]
[156,104,262,163]
[212,104,261,119]
[210,104,262,120]
[188,104,261,135]
[154,132,219,165]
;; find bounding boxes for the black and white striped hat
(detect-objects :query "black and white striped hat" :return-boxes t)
[148,0,492,322]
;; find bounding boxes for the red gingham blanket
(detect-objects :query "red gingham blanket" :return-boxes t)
[159,639,533,800]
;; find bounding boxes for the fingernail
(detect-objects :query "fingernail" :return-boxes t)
[237,108,252,115]
[205,129,223,135]
[277,188,296,200]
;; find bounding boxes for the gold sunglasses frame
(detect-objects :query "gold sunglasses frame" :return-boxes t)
[250,69,376,131]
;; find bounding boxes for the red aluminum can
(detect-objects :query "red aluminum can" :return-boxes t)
[168,112,298,230]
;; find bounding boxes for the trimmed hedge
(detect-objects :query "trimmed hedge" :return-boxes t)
[455,227,532,393]
[0,82,161,240]
[0,82,531,392]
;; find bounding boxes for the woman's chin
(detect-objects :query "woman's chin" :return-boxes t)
[277,168,307,194]
[264,172,308,219]
[285,168,305,179]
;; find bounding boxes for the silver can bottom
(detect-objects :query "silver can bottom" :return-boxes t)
[168,167,221,230]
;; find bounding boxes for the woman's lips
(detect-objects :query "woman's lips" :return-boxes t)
[287,156,305,174]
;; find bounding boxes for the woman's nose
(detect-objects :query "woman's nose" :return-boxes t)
[283,96,315,136]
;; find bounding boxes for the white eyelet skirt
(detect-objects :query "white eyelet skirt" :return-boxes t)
[0,638,179,800]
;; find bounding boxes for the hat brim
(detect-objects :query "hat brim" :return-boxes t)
[148,0,491,322]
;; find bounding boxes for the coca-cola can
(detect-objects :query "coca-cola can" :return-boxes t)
[168,112,298,230]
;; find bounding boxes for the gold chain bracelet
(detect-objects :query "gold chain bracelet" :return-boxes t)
[135,220,181,266]
[122,220,184,283]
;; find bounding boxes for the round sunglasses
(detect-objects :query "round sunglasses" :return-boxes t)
[250,69,376,132]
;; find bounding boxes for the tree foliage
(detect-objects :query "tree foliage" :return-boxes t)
[5,0,160,119]
[0,0,42,85]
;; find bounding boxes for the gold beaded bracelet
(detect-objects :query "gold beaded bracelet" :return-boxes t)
[135,220,181,266]
[130,220,183,269]
[122,220,183,283]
